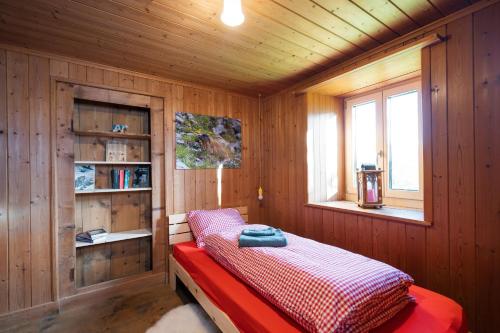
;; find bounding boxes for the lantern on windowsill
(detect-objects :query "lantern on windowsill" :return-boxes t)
[357,164,384,209]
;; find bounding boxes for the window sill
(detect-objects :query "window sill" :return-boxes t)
[305,201,431,227]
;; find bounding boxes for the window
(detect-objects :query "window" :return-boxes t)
[345,80,423,208]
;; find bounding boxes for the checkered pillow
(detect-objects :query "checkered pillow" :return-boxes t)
[187,208,245,248]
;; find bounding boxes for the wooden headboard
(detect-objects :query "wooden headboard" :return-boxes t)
[168,206,249,245]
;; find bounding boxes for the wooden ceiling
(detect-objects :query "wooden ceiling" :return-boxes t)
[0,0,473,95]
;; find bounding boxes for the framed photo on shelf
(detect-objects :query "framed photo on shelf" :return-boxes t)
[106,141,127,162]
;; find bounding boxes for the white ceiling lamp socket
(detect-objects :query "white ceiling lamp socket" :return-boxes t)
[221,0,245,27]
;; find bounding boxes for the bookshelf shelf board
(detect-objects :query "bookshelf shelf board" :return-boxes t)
[75,161,152,165]
[75,187,152,195]
[76,228,152,248]
[73,130,151,140]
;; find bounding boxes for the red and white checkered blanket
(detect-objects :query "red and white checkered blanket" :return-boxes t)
[204,224,414,333]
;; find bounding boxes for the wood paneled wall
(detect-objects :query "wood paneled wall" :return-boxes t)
[0,46,260,316]
[262,3,500,332]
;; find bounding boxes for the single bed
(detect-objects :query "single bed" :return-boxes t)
[168,207,467,333]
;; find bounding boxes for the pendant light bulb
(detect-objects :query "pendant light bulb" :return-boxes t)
[221,0,245,27]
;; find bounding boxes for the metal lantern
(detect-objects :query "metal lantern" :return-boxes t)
[357,165,383,209]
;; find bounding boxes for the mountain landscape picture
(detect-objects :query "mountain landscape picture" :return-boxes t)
[175,112,242,169]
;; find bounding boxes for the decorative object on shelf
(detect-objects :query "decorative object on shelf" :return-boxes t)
[76,228,108,244]
[175,112,242,169]
[74,164,95,191]
[112,124,128,133]
[357,164,384,209]
[134,167,150,188]
[106,141,127,162]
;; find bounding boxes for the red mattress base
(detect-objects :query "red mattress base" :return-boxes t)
[173,241,467,333]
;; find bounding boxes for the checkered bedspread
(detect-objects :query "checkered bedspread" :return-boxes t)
[204,224,414,333]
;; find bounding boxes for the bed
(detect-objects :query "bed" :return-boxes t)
[168,207,467,333]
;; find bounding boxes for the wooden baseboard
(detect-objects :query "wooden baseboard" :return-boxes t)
[60,272,166,311]
[0,301,59,329]
[0,271,167,330]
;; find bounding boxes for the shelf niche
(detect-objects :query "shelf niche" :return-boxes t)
[73,96,153,288]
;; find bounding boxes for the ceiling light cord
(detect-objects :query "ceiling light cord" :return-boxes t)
[258,93,264,201]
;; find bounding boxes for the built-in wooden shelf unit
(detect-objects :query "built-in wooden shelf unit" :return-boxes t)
[73,96,153,288]
[52,83,165,294]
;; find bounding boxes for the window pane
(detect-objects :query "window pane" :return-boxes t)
[386,90,420,191]
[352,101,377,187]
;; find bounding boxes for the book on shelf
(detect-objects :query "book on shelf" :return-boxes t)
[124,169,131,189]
[119,169,125,189]
[111,169,120,189]
[75,165,95,191]
[111,168,134,189]
[133,167,150,188]
[76,228,108,243]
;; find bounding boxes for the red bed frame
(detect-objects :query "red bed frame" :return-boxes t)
[171,241,467,333]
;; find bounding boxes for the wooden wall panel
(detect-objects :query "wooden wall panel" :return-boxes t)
[0,41,260,316]
[7,51,31,311]
[28,55,52,306]
[261,4,500,331]
[446,14,476,327]
[150,96,165,273]
[473,4,500,331]
[0,49,8,314]
[426,25,450,295]
[169,87,259,219]
[54,82,77,299]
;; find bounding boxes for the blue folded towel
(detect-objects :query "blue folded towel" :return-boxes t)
[239,228,288,248]
[241,227,275,237]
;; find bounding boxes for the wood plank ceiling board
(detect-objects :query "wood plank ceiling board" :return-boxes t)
[309,48,422,97]
[429,0,473,15]
[310,0,400,42]
[351,0,420,35]
[389,0,444,26]
[271,0,382,50]
[0,0,472,95]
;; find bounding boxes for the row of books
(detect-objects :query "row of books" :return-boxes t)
[111,167,150,189]
[111,169,131,189]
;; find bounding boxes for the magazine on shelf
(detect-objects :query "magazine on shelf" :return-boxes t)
[76,228,109,243]
[74,165,95,191]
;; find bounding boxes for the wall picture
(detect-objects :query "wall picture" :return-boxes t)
[175,112,242,169]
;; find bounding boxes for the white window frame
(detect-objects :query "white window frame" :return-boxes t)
[345,92,383,196]
[345,79,423,208]
[382,81,423,201]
